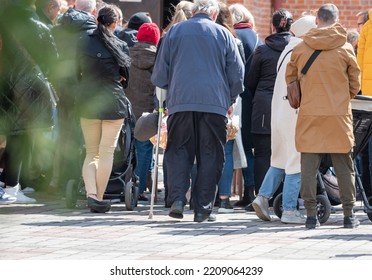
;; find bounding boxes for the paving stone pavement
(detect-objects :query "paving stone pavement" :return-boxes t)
[1,189,372,261]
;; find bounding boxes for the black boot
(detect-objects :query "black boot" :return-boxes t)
[234,185,254,207]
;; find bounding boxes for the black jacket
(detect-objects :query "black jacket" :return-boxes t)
[51,8,97,108]
[248,32,292,134]
[77,30,130,120]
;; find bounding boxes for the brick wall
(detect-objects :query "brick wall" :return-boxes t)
[225,0,372,40]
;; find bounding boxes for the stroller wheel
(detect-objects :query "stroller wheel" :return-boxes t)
[316,194,331,224]
[125,181,135,211]
[66,179,78,209]
[273,193,283,218]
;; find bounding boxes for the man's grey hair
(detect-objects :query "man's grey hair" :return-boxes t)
[317,3,339,25]
[192,0,219,16]
[75,0,96,13]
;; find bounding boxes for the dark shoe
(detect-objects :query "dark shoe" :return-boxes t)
[305,216,320,229]
[169,201,185,219]
[244,203,255,212]
[234,199,249,207]
[344,215,360,228]
[234,185,254,207]
[218,198,234,213]
[138,194,149,201]
[87,197,111,213]
[194,212,216,222]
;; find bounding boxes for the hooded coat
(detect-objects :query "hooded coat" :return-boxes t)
[357,10,372,96]
[125,42,156,120]
[271,37,303,174]
[286,23,360,153]
[247,32,292,134]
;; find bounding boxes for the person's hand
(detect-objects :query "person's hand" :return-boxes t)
[227,105,234,117]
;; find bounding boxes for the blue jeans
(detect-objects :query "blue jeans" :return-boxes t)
[258,166,301,211]
[134,139,154,194]
[218,140,234,196]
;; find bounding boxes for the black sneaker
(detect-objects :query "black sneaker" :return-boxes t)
[305,216,320,229]
[344,215,360,228]
[244,203,255,212]
[218,198,234,213]
[138,194,149,201]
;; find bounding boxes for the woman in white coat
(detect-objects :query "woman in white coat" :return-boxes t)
[252,15,316,223]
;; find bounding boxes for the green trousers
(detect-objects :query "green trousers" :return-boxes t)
[301,152,356,217]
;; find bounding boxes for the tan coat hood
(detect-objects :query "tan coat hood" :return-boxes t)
[302,23,347,51]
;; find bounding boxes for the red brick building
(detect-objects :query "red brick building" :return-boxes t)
[110,1,371,41]
[226,0,372,40]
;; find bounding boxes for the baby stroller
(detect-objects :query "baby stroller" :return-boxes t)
[65,98,139,210]
[350,95,372,222]
[273,95,372,223]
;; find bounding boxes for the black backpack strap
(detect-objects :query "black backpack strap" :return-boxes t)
[301,50,321,75]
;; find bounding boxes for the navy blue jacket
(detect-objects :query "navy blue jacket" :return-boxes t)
[151,13,244,117]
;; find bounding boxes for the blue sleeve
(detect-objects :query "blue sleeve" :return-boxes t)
[151,33,170,89]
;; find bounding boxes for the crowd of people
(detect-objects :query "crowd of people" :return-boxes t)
[0,0,370,228]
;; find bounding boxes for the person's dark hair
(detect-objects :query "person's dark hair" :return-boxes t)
[272,9,293,33]
[317,4,339,25]
[216,2,237,37]
[96,4,130,68]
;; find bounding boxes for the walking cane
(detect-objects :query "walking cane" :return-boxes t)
[149,87,167,219]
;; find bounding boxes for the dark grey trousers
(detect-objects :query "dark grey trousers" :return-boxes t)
[165,111,226,214]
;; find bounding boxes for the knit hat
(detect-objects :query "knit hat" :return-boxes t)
[134,112,159,141]
[290,15,316,38]
[128,12,152,30]
[137,23,161,45]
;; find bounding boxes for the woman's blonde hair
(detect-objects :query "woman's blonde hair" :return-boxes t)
[163,1,193,34]
[229,3,255,28]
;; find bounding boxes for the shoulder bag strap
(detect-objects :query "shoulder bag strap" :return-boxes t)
[301,50,322,75]
[277,49,293,72]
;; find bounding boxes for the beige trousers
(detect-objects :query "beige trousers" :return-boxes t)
[80,118,124,200]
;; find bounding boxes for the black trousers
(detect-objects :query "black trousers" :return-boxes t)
[165,112,226,214]
[252,133,271,193]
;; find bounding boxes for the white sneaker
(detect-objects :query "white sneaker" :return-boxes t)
[281,210,306,224]
[22,187,35,194]
[4,184,36,204]
[0,188,16,205]
[252,195,271,221]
